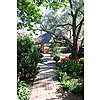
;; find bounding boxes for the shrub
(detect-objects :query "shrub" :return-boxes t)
[49,42,60,57]
[72,83,84,96]
[55,62,62,70]
[53,55,60,62]
[56,58,84,77]
[55,57,84,95]
[62,79,76,91]
[17,33,43,82]
[55,70,67,81]
[17,78,30,100]
[62,79,83,95]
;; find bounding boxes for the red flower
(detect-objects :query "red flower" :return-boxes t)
[74,58,79,61]
[72,60,74,62]
[80,60,84,62]
[60,60,63,62]
[63,58,67,60]
[68,58,70,60]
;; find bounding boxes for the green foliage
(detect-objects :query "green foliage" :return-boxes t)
[17,78,30,100]
[55,58,84,77]
[43,0,71,12]
[17,0,84,58]
[17,33,43,82]
[72,83,84,96]
[40,0,84,58]
[62,79,83,95]
[62,79,76,91]
[49,42,60,57]
[53,55,60,62]
[17,0,43,33]
[72,59,83,77]
[55,57,84,95]
[17,0,71,31]
[55,70,67,82]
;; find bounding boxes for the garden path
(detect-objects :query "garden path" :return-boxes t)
[29,54,83,100]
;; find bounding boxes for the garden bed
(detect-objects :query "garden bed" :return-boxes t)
[55,57,84,96]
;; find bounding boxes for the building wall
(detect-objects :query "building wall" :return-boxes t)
[44,47,49,54]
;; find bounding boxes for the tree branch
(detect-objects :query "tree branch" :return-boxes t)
[34,24,73,49]
[79,10,84,16]
[68,0,73,17]
[75,3,84,19]
[62,26,72,32]
[76,17,84,41]
[56,23,72,27]
[47,23,72,31]
[63,36,73,48]
[76,22,84,28]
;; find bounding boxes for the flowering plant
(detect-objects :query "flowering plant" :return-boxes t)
[74,58,79,61]
[60,57,70,62]
[80,60,84,62]
[63,58,67,60]
[60,59,63,62]
[55,57,84,96]
[57,57,84,77]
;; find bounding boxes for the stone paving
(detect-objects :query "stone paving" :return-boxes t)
[29,54,83,100]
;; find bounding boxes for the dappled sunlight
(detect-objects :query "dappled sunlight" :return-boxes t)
[17,0,84,99]
[40,69,53,73]
[29,54,83,100]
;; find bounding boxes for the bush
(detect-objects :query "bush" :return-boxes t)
[55,57,84,95]
[56,58,84,77]
[17,78,30,100]
[53,55,60,62]
[49,42,60,57]
[62,79,83,95]
[17,33,43,82]
[72,83,84,96]
[62,79,76,91]
[55,70,67,81]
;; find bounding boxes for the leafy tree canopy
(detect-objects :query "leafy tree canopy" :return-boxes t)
[17,0,73,33]
[17,0,43,34]
[17,0,84,58]
[35,0,84,58]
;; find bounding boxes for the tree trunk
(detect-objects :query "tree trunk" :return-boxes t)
[71,43,78,58]
[77,38,84,58]
[71,15,77,58]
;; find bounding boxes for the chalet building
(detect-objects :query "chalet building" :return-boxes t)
[34,33,52,54]
[34,33,82,54]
